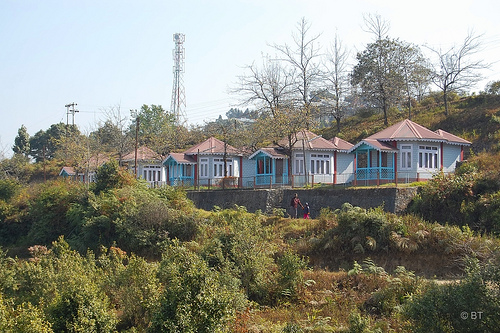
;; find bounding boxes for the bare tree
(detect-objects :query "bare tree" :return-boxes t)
[399,42,432,119]
[322,33,351,132]
[362,13,390,42]
[97,104,133,160]
[353,14,405,126]
[272,17,323,128]
[426,31,489,115]
[232,55,296,117]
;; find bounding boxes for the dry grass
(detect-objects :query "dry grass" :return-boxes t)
[245,268,410,332]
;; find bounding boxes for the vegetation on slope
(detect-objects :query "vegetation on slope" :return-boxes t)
[0,154,500,331]
[1,93,500,331]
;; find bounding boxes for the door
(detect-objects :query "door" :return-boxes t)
[275,159,284,183]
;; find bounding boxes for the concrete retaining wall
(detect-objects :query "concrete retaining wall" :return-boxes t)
[186,187,418,217]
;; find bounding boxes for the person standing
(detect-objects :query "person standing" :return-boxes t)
[290,193,304,219]
[303,202,310,219]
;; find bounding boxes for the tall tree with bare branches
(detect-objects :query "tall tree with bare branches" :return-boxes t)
[399,42,432,119]
[232,55,296,117]
[321,33,350,132]
[272,17,323,128]
[426,31,489,115]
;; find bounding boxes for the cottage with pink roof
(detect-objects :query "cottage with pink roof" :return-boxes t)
[163,137,245,187]
[248,130,355,186]
[120,146,165,185]
[347,119,471,183]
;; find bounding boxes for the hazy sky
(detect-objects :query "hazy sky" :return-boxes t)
[1,0,499,156]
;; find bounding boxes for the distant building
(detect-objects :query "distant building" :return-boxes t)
[120,146,165,186]
[59,153,110,184]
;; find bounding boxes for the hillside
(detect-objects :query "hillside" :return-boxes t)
[321,94,500,158]
[1,96,500,332]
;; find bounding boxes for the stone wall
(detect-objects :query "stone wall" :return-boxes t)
[186,187,418,217]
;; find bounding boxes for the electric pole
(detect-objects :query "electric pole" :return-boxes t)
[135,116,139,178]
[65,103,78,126]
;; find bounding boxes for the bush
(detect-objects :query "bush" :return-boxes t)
[0,294,53,333]
[98,250,161,330]
[320,203,391,254]
[276,251,308,300]
[404,258,500,333]
[408,171,477,226]
[93,160,136,194]
[0,179,20,201]
[201,206,276,304]
[409,166,500,233]
[11,238,117,332]
[150,241,247,333]
[26,180,84,245]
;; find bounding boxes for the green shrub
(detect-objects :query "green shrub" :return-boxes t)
[320,203,391,254]
[0,179,20,201]
[98,250,161,330]
[26,180,84,245]
[202,206,276,304]
[276,251,308,300]
[150,241,246,333]
[365,266,421,316]
[408,171,477,226]
[282,322,304,333]
[0,294,53,333]
[93,160,136,194]
[404,258,500,333]
[10,238,117,332]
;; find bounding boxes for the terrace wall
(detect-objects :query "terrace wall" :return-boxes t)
[186,187,419,217]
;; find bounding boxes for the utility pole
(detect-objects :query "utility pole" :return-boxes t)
[65,103,78,126]
[134,116,139,178]
[64,102,77,163]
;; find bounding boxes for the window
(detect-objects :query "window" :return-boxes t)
[310,154,330,174]
[418,146,439,169]
[381,152,388,167]
[257,156,272,175]
[357,152,368,168]
[294,153,304,175]
[143,165,162,182]
[213,158,233,177]
[200,158,208,178]
[401,145,412,169]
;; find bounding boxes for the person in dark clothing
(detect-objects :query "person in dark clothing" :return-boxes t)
[303,202,310,219]
[290,193,304,218]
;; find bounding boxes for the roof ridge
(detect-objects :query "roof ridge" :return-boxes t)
[403,119,422,139]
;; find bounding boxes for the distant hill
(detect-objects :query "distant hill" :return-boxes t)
[320,94,500,158]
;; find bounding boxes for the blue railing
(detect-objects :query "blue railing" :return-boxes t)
[255,174,289,185]
[169,176,194,186]
[356,167,394,180]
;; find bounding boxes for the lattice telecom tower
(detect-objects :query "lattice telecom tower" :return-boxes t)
[170,33,186,124]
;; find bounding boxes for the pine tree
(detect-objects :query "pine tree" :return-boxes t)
[12,125,30,157]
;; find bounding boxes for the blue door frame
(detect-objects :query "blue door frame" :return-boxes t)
[254,154,288,185]
[166,161,194,186]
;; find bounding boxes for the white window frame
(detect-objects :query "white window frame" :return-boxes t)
[199,158,209,178]
[310,154,331,175]
[294,153,304,175]
[400,145,412,170]
[418,145,439,169]
[213,158,233,178]
[143,165,161,182]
